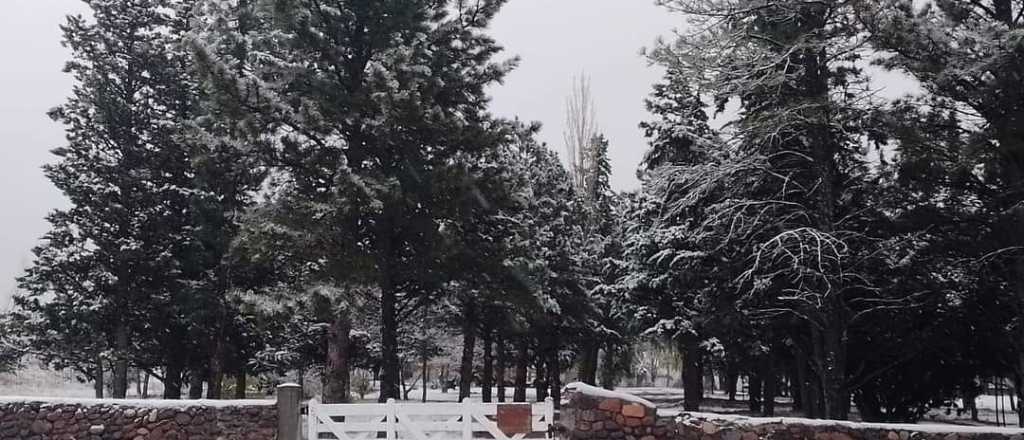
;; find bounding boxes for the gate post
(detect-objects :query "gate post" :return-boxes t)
[544,397,555,439]
[386,398,397,440]
[462,397,472,440]
[277,383,302,440]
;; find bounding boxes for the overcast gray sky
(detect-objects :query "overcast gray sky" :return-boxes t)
[0,0,678,307]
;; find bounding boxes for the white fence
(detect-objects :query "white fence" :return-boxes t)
[307,398,555,440]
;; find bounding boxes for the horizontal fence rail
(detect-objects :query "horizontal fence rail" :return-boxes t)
[307,398,555,440]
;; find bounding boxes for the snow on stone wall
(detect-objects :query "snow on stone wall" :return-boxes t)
[0,397,277,439]
[560,384,1024,440]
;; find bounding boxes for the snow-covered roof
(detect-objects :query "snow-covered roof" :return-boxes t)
[563,382,657,409]
[0,396,276,408]
[664,411,1024,435]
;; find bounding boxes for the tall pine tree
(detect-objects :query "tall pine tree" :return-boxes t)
[191,0,517,400]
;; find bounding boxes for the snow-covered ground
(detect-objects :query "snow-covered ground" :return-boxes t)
[1,365,98,398]
[926,398,1020,427]
[0,362,163,399]
[973,394,1019,411]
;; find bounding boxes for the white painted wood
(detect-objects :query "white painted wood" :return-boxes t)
[308,398,319,440]
[387,399,397,440]
[542,398,554,435]
[462,398,473,440]
[306,398,555,440]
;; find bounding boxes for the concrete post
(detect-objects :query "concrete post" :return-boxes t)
[277,383,302,440]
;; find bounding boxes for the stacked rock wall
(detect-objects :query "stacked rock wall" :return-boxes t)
[668,413,1024,440]
[561,383,1024,440]
[0,398,277,440]
[560,384,665,440]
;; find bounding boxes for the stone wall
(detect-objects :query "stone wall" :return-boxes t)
[0,398,277,440]
[560,384,664,440]
[560,383,1024,440]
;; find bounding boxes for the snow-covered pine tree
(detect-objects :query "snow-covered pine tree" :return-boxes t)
[501,124,589,405]
[863,0,1024,424]
[576,133,631,389]
[620,71,717,411]
[642,0,928,419]
[170,0,268,399]
[17,0,200,399]
[190,0,518,401]
[12,222,111,397]
[0,315,23,375]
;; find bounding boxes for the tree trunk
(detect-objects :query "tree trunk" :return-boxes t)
[804,364,822,419]
[682,337,702,411]
[189,369,204,399]
[379,284,401,402]
[496,333,507,402]
[725,363,739,402]
[235,370,246,399]
[422,352,429,403]
[795,346,818,417]
[482,325,494,403]
[697,357,706,398]
[142,371,150,398]
[514,339,528,402]
[579,338,599,385]
[94,354,104,399]
[964,389,979,421]
[377,205,404,403]
[787,15,849,420]
[112,323,129,399]
[163,358,183,399]
[459,300,477,402]
[818,316,849,420]
[324,309,353,403]
[548,331,561,409]
[599,346,616,390]
[534,348,548,401]
[401,366,410,400]
[762,360,777,417]
[207,338,225,399]
[748,374,762,414]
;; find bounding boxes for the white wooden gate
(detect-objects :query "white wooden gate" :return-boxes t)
[307,398,555,440]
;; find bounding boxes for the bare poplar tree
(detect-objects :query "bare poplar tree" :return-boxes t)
[564,73,599,190]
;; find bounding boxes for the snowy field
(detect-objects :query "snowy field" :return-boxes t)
[0,362,162,399]
[0,365,100,398]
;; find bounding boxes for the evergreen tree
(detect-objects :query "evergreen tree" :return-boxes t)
[0,315,23,374]
[620,70,717,410]
[191,0,517,401]
[641,0,932,419]
[863,0,1024,424]
[17,0,199,399]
